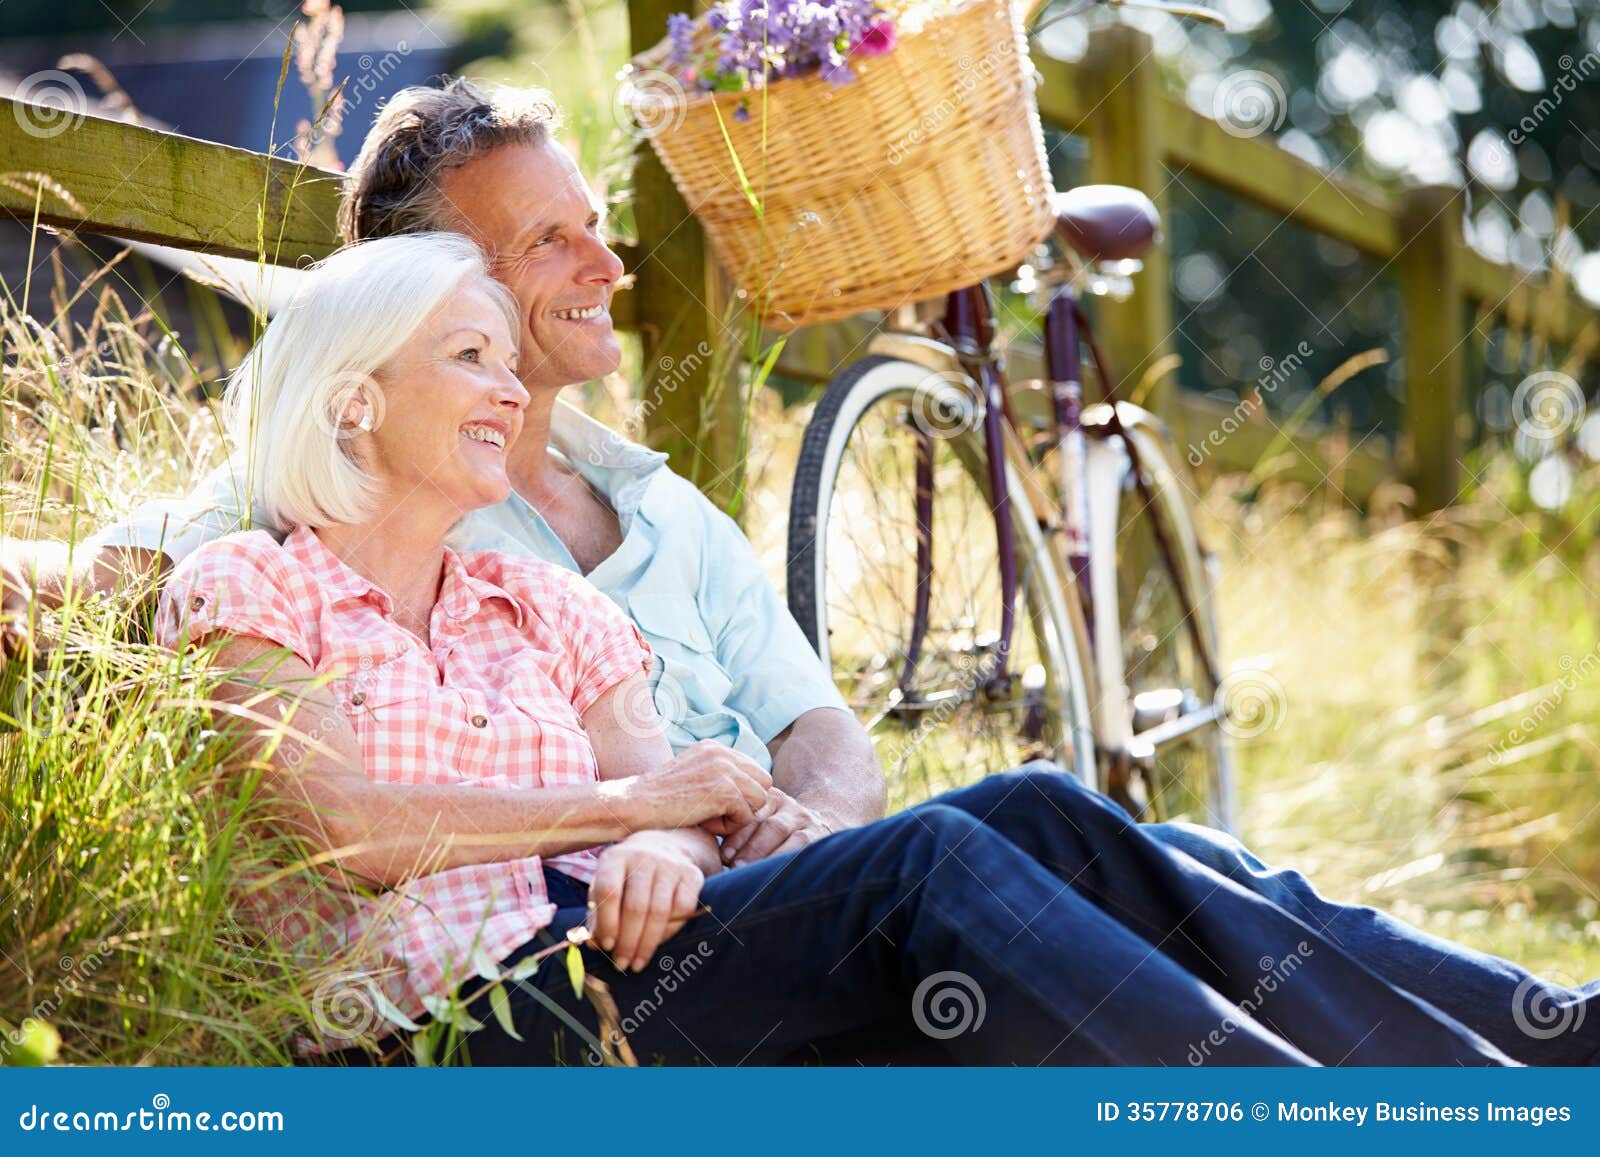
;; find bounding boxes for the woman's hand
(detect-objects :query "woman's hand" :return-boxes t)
[588,829,709,972]
[631,739,773,835]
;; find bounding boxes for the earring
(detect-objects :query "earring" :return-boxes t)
[357,413,373,432]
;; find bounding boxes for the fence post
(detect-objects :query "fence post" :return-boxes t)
[627,0,743,514]
[1398,184,1466,513]
[1082,23,1174,421]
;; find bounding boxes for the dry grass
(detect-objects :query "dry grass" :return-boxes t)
[1204,467,1600,981]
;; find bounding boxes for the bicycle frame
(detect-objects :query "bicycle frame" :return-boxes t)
[906,270,1222,737]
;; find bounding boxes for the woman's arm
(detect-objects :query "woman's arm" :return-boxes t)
[580,680,749,969]
[206,637,768,889]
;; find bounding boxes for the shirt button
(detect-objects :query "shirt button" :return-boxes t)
[471,714,489,729]
[350,691,366,706]
[190,595,206,611]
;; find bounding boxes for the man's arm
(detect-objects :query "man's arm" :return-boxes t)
[767,707,884,830]
[2,458,259,650]
[30,540,168,603]
[1,537,168,653]
[688,495,885,864]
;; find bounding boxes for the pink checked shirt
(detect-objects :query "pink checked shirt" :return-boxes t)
[156,526,652,1033]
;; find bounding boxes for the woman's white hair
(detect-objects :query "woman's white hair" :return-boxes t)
[225,231,520,530]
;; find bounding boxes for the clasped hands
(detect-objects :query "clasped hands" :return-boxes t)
[588,740,833,972]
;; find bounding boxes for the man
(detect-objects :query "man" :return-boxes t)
[0,79,1592,1065]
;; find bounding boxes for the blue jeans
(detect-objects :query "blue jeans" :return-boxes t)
[445,769,1519,1066]
[1145,814,1600,1066]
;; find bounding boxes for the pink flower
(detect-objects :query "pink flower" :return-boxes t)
[851,19,897,57]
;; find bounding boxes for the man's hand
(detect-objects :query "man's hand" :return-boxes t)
[718,787,833,868]
[1,548,35,660]
[588,830,707,972]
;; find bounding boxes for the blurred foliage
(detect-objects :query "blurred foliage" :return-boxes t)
[1034,1,1600,446]
[1210,465,1600,978]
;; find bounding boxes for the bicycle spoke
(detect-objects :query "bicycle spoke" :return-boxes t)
[815,384,1072,810]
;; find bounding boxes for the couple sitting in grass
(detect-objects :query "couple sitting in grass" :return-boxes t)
[5,78,1598,1066]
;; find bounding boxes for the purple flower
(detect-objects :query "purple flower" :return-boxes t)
[670,0,892,93]
[666,12,695,68]
[817,57,856,85]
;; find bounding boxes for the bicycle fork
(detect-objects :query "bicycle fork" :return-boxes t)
[1045,285,1231,803]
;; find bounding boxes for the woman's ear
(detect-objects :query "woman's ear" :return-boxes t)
[323,371,384,440]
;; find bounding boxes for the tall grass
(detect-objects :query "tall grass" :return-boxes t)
[0,250,323,1065]
[1206,462,1600,981]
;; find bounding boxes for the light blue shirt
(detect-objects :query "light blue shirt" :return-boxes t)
[85,400,846,769]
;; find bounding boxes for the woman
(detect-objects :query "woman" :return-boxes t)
[159,233,1515,1067]
[157,232,762,1049]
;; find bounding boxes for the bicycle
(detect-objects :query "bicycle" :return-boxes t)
[784,0,1238,828]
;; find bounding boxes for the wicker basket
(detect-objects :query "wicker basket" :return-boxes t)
[627,0,1056,330]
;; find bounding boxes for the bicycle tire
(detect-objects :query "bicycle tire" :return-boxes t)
[787,355,1096,808]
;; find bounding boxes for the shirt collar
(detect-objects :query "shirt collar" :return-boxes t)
[282,526,525,629]
[546,398,669,523]
[282,526,389,609]
[437,547,528,629]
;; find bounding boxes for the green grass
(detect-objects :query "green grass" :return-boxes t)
[0,258,324,1065]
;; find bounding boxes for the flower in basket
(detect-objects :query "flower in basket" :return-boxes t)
[664,0,911,119]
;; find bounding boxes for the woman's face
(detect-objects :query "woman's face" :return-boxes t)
[357,278,529,515]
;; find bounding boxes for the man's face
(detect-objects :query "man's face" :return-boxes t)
[436,140,626,391]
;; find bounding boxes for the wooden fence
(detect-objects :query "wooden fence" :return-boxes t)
[2,18,1595,514]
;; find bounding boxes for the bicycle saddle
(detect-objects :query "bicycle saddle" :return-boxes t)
[1051,185,1161,262]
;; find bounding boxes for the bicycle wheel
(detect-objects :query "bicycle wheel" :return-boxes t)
[788,355,1095,811]
[1086,414,1237,830]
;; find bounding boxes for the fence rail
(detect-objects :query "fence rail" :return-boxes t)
[3,15,1596,514]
